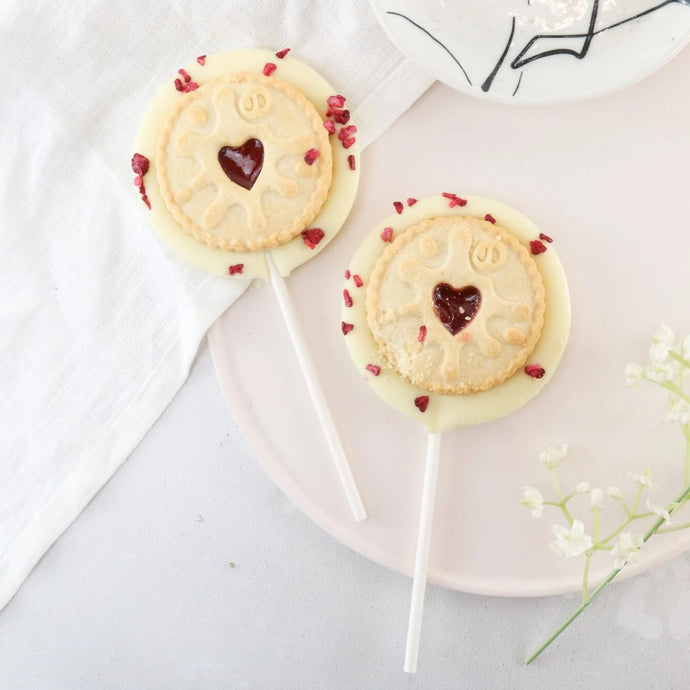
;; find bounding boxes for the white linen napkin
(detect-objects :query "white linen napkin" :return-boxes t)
[0,0,434,612]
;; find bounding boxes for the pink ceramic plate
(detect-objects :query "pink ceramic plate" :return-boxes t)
[208,72,690,596]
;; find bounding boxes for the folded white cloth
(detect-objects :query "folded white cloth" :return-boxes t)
[0,0,433,611]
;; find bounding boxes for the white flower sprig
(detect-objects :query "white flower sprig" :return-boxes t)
[524,325,690,664]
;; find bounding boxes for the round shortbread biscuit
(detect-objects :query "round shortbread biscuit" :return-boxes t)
[366,215,545,394]
[156,72,332,252]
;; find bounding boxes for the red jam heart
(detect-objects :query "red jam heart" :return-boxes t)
[218,139,264,190]
[432,283,482,335]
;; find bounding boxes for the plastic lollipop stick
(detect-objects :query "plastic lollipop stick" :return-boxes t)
[404,431,442,673]
[267,251,367,522]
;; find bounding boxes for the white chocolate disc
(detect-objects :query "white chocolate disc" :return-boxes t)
[341,195,570,432]
[133,49,360,279]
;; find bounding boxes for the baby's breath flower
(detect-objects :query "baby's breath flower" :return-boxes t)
[665,398,690,425]
[589,488,603,509]
[549,520,593,559]
[611,532,643,569]
[628,468,653,488]
[649,342,670,364]
[646,499,672,525]
[525,323,690,664]
[652,324,675,347]
[539,444,568,470]
[646,361,676,383]
[520,486,544,518]
[624,363,644,387]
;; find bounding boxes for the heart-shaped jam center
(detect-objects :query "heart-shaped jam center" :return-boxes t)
[432,283,482,335]
[218,139,264,190]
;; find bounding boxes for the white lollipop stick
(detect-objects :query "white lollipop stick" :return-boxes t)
[266,251,367,522]
[404,431,442,673]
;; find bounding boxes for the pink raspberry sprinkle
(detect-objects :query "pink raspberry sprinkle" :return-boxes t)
[338,125,358,141]
[366,364,381,376]
[304,148,320,165]
[301,227,325,249]
[333,109,350,124]
[178,68,192,83]
[407,198,418,206]
[344,269,351,279]
[228,264,244,276]
[539,232,554,243]
[442,192,467,208]
[524,364,546,379]
[530,239,547,255]
[343,289,353,308]
[327,94,346,108]
[275,48,291,59]
[352,274,363,288]
[131,153,151,208]
[182,82,199,92]
[347,154,356,171]
[341,322,354,335]
[174,78,184,92]
[393,201,404,214]
[341,137,356,149]
[418,325,427,343]
[323,120,336,134]
[381,227,394,242]
[263,62,277,76]
[131,153,150,177]
[414,396,429,413]
[197,55,206,66]
[484,214,496,224]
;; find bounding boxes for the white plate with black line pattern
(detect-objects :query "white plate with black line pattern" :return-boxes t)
[369,0,690,104]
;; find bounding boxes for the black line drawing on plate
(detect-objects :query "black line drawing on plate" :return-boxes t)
[481,16,517,93]
[386,1,690,97]
[386,11,472,86]
[512,0,688,69]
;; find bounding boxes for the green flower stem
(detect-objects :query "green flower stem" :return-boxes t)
[526,483,690,665]
[657,521,690,534]
[582,556,591,602]
[544,475,574,523]
[681,424,690,486]
[668,351,690,368]
[631,484,645,515]
[599,515,634,545]
[551,470,564,501]
[612,495,634,519]
[656,380,690,403]
[526,566,622,665]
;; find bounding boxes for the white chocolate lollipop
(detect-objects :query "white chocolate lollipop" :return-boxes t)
[133,48,360,280]
[341,193,570,670]
[132,49,365,521]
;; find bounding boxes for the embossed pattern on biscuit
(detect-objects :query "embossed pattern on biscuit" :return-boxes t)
[156,73,332,252]
[365,216,545,395]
